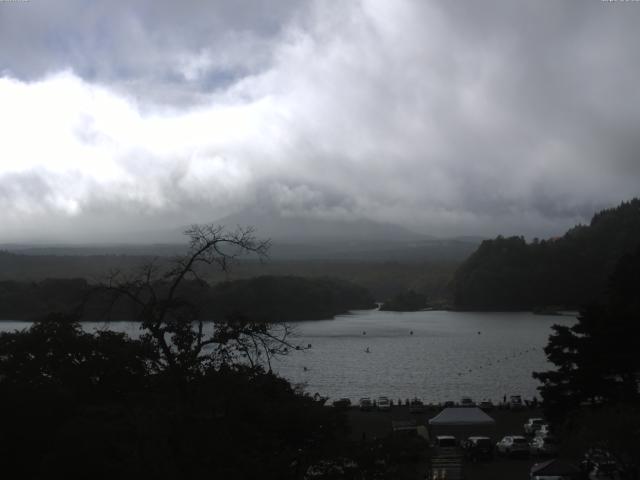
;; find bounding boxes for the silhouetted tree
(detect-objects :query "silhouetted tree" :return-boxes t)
[0,226,348,479]
[533,246,640,420]
[95,225,301,382]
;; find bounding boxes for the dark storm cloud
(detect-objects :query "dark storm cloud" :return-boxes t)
[0,0,305,105]
[0,0,639,242]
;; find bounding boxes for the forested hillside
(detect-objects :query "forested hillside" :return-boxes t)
[0,276,375,322]
[453,199,640,310]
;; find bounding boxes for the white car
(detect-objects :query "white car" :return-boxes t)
[496,435,529,456]
[377,396,391,411]
[529,434,560,456]
[524,417,546,435]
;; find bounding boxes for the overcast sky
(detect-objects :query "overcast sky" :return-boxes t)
[1,0,639,243]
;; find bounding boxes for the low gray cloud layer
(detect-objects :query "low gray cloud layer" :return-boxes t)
[0,0,638,243]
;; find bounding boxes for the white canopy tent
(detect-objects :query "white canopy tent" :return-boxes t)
[428,407,496,440]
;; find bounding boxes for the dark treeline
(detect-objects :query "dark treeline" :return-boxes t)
[0,250,457,303]
[379,290,429,312]
[205,275,375,321]
[0,275,375,322]
[453,199,640,310]
[533,246,640,472]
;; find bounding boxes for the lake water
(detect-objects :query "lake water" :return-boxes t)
[270,309,576,404]
[0,309,575,404]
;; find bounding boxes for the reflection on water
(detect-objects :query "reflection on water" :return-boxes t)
[0,309,575,403]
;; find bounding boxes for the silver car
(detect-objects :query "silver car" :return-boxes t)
[529,435,560,456]
[496,435,529,456]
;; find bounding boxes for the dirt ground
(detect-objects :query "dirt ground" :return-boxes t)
[345,404,575,479]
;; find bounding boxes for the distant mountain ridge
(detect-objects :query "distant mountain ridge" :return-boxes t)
[1,208,482,262]
[215,206,426,243]
[453,198,640,310]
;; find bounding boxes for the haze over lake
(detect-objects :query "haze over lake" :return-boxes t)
[0,309,574,403]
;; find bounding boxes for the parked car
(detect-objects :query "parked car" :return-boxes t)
[460,396,475,407]
[496,435,529,457]
[409,398,425,413]
[479,399,494,411]
[524,417,546,435]
[509,395,524,410]
[377,396,391,411]
[434,435,459,455]
[461,436,494,461]
[359,397,372,411]
[332,398,351,409]
[530,434,560,456]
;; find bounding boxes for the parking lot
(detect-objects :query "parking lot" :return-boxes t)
[345,404,571,479]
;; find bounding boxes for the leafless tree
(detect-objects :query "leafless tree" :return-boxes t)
[94,225,300,381]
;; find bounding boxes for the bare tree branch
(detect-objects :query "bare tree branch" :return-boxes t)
[86,224,297,382]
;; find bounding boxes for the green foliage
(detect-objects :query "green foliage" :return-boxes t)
[0,314,345,479]
[453,199,640,309]
[532,247,640,471]
[0,313,152,398]
[533,247,640,422]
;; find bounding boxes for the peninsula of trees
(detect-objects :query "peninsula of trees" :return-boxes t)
[379,290,429,312]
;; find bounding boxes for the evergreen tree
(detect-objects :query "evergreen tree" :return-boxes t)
[533,246,640,423]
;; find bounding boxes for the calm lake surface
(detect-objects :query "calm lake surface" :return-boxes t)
[0,309,575,404]
[271,309,576,404]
